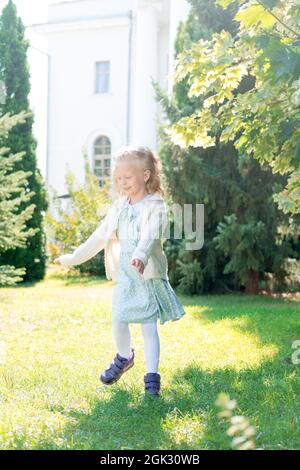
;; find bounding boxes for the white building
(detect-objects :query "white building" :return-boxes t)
[31,0,190,197]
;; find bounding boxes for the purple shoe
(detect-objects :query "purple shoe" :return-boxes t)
[144,372,161,397]
[100,348,135,385]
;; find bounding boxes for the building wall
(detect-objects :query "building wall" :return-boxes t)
[48,0,134,23]
[32,0,190,196]
[47,22,129,194]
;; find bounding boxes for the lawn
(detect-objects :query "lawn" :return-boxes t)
[0,266,300,450]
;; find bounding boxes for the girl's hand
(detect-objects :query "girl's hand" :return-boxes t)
[53,254,74,267]
[131,258,145,275]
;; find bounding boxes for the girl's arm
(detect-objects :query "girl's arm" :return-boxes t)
[55,206,113,267]
[130,201,168,268]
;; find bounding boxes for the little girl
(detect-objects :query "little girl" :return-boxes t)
[55,145,186,397]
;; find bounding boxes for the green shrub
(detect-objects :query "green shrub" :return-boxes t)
[45,154,111,276]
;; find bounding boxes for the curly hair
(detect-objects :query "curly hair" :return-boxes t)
[111,145,165,197]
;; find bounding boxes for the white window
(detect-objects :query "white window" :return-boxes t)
[95,61,110,93]
[93,136,111,187]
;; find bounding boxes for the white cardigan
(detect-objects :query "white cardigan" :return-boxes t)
[56,191,169,282]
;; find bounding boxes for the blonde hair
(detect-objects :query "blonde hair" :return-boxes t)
[112,145,165,197]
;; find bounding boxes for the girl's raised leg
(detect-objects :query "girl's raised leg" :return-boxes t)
[112,320,133,360]
[141,321,160,373]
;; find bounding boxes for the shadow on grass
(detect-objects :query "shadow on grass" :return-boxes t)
[52,274,108,287]
[0,279,41,289]
[180,292,300,310]
[0,275,108,289]
[26,293,298,450]
[4,285,299,450]
[0,268,108,289]
[182,294,300,359]
[29,354,299,450]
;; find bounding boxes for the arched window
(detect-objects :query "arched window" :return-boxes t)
[93,136,111,187]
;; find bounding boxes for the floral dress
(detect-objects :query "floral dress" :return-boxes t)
[111,194,186,325]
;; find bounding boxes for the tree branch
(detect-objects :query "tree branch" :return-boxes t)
[254,0,300,39]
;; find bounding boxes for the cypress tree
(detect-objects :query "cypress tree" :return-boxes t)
[0,111,38,286]
[154,0,291,294]
[0,0,48,282]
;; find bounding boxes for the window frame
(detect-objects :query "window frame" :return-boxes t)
[92,135,112,187]
[95,60,110,94]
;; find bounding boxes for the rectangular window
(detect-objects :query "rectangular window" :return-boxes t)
[95,61,110,93]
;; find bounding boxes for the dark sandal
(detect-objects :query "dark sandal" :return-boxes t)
[144,372,161,396]
[100,348,135,385]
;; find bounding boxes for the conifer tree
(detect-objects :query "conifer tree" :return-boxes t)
[0,111,38,286]
[154,0,292,294]
[0,0,48,281]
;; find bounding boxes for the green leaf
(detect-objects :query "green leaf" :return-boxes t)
[235,4,277,30]
[216,0,235,9]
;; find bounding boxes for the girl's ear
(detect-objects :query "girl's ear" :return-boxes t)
[144,169,151,183]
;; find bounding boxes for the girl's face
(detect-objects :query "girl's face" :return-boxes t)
[115,160,150,196]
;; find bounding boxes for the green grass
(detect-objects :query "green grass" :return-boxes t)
[0,266,300,450]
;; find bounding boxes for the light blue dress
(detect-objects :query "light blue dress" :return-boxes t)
[112,194,186,325]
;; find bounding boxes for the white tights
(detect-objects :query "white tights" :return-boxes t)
[111,320,160,373]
